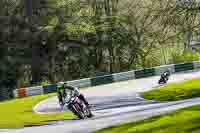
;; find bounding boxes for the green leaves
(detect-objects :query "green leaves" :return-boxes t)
[63,22,95,34]
[1,0,200,97]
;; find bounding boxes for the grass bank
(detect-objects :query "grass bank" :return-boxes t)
[143,78,200,101]
[0,94,74,128]
[96,78,200,133]
[96,105,200,133]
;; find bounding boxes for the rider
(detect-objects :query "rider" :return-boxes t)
[57,82,91,108]
[161,69,171,80]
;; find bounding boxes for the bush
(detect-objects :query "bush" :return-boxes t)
[170,51,200,64]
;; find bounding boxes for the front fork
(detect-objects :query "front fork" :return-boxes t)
[68,103,77,115]
[68,102,84,117]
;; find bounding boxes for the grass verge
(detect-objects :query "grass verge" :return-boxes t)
[96,78,200,133]
[143,78,200,101]
[0,94,74,128]
[95,105,200,133]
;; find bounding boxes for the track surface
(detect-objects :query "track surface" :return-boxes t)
[2,70,200,133]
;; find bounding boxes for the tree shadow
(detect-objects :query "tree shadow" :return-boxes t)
[89,95,157,111]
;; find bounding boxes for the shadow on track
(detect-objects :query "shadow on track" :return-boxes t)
[88,95,158,111]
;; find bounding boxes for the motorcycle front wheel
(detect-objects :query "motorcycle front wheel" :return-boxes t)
[72,103,85,119]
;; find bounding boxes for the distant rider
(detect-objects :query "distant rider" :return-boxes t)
[161,69,170,78]
[161,69,171,81]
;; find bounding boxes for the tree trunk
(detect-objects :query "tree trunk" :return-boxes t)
[49,50,56,83]
[31,42,43,84]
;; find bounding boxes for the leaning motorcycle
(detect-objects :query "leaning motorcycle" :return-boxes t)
[158,73,169,84]
[63,94,93,119]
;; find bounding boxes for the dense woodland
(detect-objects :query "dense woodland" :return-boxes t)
[0,0,200,100]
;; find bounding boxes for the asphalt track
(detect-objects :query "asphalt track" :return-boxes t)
[1,70,200,133]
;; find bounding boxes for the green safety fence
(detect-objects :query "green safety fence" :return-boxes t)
[175,63,194,72]
[91,75,114,86]
[135,68,155,79]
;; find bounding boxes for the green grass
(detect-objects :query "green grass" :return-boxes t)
[96,105,200,133]
[0,94,74,128]
[143,78,200,101]
[96,78,200,133]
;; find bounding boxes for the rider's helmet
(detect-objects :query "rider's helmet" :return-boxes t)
[163,68,171,77]
[63,83,75,90]
[57,82,65,91]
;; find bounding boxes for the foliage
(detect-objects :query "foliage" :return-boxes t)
[1,0,200,100]
[170,50,200,64]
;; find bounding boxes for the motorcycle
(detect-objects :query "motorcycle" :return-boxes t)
[63,94,93,119]
[158,72,170,84]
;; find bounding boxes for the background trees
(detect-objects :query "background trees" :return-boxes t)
[0,0,200,100]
